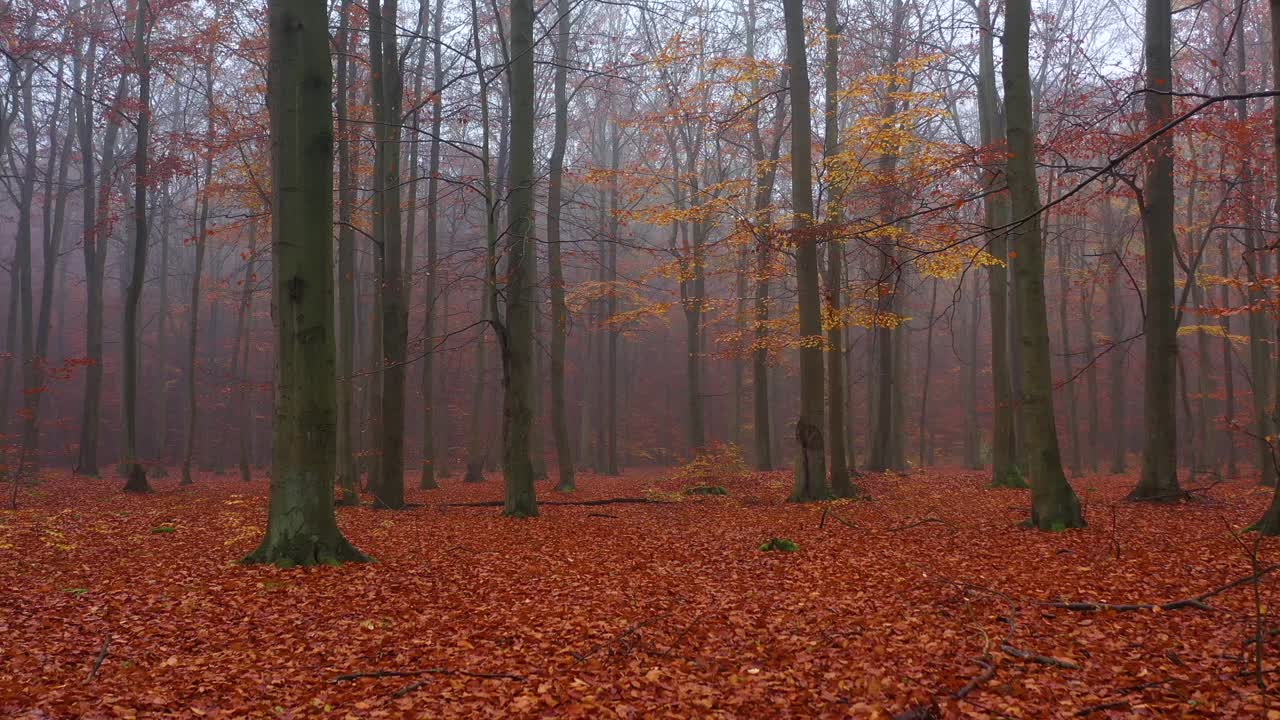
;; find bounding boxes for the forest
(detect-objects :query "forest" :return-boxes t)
[3,0,1280,715]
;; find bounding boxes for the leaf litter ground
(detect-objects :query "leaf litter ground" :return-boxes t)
[4,468,1280,718]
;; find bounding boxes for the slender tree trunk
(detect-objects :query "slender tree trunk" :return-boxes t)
[14,42,38,480]
[75,21,124,478]
[918,280,939,467]
[181,66,214,487]
[232,225,258,484]
[1005,0,1083,528]
[783,0,828,502]
[1129,0,1179,500]
[419,0,445,491]
[977,0,1022,488]
[334,0,359,503]
[964,278,982,469]
[546,0,575,490]
[122,0,152,493]
[464,0,498,484]
[246,0,365,566]
[1104,197,1129,473]
[824,0,855,496]
[368,0,407,509]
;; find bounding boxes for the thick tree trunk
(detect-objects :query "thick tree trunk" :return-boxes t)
[1129,0,1179,501]
[1005,0,1083,528]
[1252,0,1280,533]
[501,0,539,517]
[246,0,364,566]
[783,0,828,502]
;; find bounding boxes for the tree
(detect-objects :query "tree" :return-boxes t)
[500,0,539,517]
[1250,0,1280,534]
[420,0,446,491]
[546,0,576,492]
[121,0,152,493]
[369,0,408,510]
[181,63,214,487]
[783,0,828,503]
[1128,0,1179,501]
[245,0,365,566]
[1004,0,1083,529]
[334,0,359,505]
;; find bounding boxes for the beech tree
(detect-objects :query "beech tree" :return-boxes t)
[245,0,364,566]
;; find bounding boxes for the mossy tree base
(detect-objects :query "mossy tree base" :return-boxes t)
[989,465,1028,489]
[463,463,485,483]
[123,464,151,493]
[1028,484,1085,531]
[553,480,576,493]
[243,535,368,568]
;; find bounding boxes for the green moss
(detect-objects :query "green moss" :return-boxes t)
[150,524,177,534]
[759,537,798,552]
[989,465,1029,489]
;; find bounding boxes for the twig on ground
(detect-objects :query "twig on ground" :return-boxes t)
[1043,564,1280,613]
[84,634,111,684]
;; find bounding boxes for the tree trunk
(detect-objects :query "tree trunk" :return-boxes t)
[1254,0,1280,531]
[501,0,539,517]
[783,0,828,502]
[547,0,575,491]
[369,0,407,510]
[122,0,152,493]
[181,66,214,487]
[246,0,365,566]
[977,0,1023,488]
[419,0,446,491]
[1129,0,1179,501]
[1005,0,1083,528]
[824,0,856,496]
[335,0,359,504]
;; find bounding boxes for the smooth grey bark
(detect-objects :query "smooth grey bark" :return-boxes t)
[823,0,856,496]
[181,65,213,487]
[246,0,364,566]
[369,0,407,509]
[74,11,125,477]
[1253,0,1280,532]
[976,0,1022,488]
[547,0,575,491]
[1005,0,1083,528]
[783,0,828,502]
[334,0,358,504]
[501,0,539,517]
[1129,0,1179,501]
[420,0,445,491]
[122,0,151,493]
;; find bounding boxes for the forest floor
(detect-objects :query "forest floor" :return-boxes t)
[3,468,1280,718]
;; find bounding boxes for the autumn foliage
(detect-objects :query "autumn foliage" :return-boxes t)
[4,470,1280,717]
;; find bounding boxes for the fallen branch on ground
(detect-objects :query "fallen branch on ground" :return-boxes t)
[999,642,1079,669]
[1044,564,1280,613]
[84,634,111,684]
